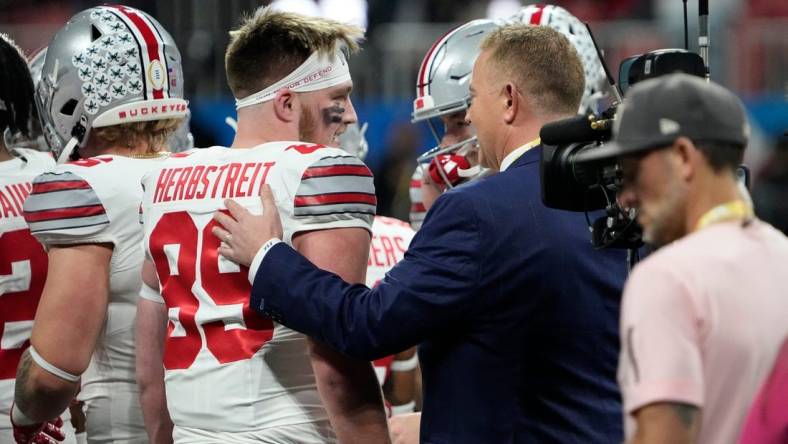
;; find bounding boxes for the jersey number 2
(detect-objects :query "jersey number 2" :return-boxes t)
[149,211,274,370]
[0,229,46,379]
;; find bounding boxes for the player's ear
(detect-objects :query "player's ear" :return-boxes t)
[272,88,297,123]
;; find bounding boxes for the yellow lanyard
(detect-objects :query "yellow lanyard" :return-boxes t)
[695,200,754,231]
[506,138,541,166]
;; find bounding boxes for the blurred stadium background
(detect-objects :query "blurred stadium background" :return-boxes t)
[1,0,786,228]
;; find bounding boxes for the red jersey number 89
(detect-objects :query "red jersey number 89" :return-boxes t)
[149,211,274,370]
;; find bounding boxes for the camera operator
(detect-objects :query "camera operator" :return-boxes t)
[577,73,788,444]
[212,24,628,443]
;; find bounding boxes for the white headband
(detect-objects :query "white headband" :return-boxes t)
[235,47,351,110]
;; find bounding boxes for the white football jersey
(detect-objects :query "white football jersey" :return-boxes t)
[367,216,415,389]
[139,142,375,436]
[366,216,415,289]
[0,149,54,430]
[22,154,164,441]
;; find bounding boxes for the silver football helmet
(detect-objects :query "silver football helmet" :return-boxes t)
[412,19,496,188]
[505,4,608,114]
[36,5,188,163]
[412,19,496,124]
[338,122,368,161]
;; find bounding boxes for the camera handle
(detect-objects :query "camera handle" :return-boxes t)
[698,0,710,78]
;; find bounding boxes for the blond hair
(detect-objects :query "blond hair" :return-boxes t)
[92,118,182,153]
[480,25,584,116]
[225,6,364,99]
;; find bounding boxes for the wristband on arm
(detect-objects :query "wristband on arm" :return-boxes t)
[390,401,417,416]
[390,354,419,372]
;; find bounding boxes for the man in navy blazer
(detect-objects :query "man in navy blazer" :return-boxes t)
[214,25,627,443]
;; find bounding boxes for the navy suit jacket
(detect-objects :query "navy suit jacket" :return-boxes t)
[251,146,627,443]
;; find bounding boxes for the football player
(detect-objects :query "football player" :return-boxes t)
[339,123,420,416]
[1,38,85,444]
[0,34,62,444]
[409,4,609,228]
[407,19,497,230]
[12,6,188,443]
[137,7,388,443]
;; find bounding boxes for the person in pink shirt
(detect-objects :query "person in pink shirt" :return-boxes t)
[578,73,788,444]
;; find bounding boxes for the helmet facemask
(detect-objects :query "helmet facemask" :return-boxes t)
[417,117,484,189]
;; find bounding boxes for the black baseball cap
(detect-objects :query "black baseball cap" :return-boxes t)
[576,73,750,163]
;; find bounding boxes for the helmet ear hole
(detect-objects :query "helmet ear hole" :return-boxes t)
[91,24,102,42]
[60,99,78,116]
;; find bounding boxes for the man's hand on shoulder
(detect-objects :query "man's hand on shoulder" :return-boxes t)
[213,184,283,266]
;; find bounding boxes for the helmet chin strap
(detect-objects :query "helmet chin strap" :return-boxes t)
[58,116,88,164]
[57,137,79,164]
[458,164,481,178]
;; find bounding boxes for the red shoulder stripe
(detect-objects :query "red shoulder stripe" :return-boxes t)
[31,180,92,194]
[301,165,372,179]
[25,204,106,223]
[295,192,377,207]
